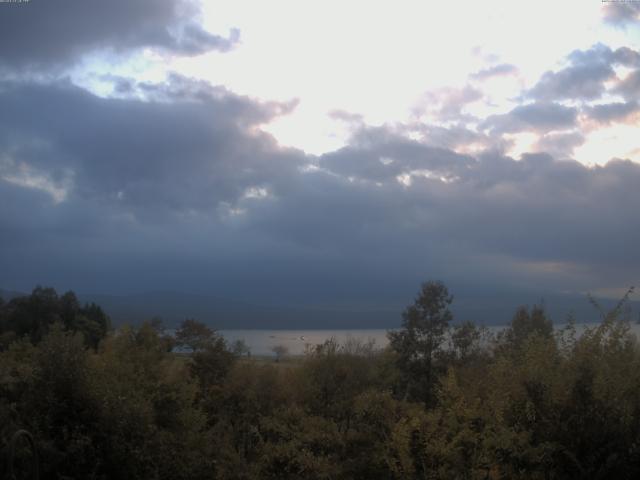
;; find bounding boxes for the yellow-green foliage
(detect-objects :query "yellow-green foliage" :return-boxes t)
[3,294,640,479]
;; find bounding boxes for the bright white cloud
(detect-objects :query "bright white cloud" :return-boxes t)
[173,0,623,159]
[53,0,638,165]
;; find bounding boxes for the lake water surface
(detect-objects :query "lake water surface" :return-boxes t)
[220,322,640,356]
[219,329,389,356]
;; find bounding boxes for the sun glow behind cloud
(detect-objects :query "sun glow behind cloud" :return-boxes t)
[61,0,638,165]
[575,124,640,165]
[171,0,633,164]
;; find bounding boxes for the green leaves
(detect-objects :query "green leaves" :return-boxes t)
[2,284,640,478]
[0,287,111,349]
[388,280,454,406]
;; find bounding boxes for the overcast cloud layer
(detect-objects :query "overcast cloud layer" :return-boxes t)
[0,1,638,325]
[0,0,239,69]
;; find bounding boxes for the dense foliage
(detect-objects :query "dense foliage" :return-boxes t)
[1,285,640,479]
[0,287,110,349]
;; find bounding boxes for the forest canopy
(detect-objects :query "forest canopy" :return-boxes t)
[1,284,639,479]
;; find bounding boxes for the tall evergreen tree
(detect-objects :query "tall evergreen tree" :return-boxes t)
[388,280,453,407]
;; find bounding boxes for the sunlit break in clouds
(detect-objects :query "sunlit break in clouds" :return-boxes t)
[0,0,639,326]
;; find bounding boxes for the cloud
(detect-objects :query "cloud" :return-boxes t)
[602,2,640,27]
[400,123,494,153]
[533,131,586,159]
[612,47,640,67]
[482,102,578,134]
[328,109,365,125]
[527,44,640,102]
[529,63,613,102]
[615,69,640,101]
[0,0,239,69]
[470,63,518,81]
[318,131,474,183]
[2,78,638,308]
[257,136,640,299]
[584,101,640,125]
[0,78,302,217]
[0,18,638,314]
[528,44,615,101]
[413,85,482,123]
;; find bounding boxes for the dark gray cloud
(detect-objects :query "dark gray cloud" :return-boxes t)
[0,0,239,68]
[470,63,518,81]
[529,62,613,101]
[528,44,614,101]
[612,47,640,67]
[527,44,640,102]
[585,101,639,124]
[1,81,638,312]
[0,77,301,217]
[318,133,474,183]
[603,2,640,27]
[615,69,640,100]
[533,131,585,159]
[250,135,640,301]
[482,102,578,134]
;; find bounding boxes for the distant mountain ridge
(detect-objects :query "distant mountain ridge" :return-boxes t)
[0,289,26,301]
[76,291,400,329]
[2,288,638,329]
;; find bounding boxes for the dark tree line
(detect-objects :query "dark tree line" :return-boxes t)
[0,286,110,349]
[1,283,640,479]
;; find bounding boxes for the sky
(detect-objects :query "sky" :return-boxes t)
[0,0,639,323]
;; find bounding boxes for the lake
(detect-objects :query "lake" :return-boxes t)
[219,329,389,356]
[220,322,640,356]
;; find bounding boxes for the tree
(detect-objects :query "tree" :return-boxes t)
[0,287,110,349]
[77,301,111,349]
[293,337,382,443]
[191,336,236,392]
[450,320,483,362]
[501,304,553,352]
[231,339,251,357]
[388,280,453,407]
[27,324,100,478]
[1,286,61,343]
[174,318,215,353]
[272,344,289,363]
